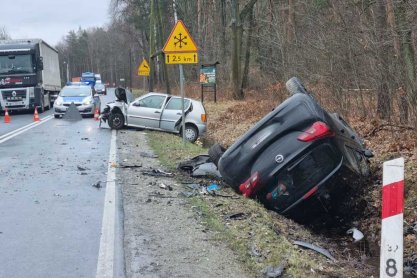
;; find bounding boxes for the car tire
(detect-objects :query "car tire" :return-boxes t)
[182,124,198,143]
[108,112,125,130]
[209,143,226,166]
[54,114,60,119]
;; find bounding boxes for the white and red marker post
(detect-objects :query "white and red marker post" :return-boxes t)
[380,157,405,278]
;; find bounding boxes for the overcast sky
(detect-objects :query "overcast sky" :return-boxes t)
[1,0,112,46]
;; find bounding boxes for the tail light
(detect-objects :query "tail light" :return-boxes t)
[201,114,207,122]
[302,185,318,199]
[297,121,335,142]
[239,172,260,197]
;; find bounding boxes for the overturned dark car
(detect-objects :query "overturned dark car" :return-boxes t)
[211,77,373,215]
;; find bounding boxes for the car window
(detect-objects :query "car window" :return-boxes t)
[264,144,338,211]
[138,95,166,109]
[165,98,190,110]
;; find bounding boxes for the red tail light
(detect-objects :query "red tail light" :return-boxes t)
[239,172,260,197]
[302,185,318,199]
[297,121,335,142]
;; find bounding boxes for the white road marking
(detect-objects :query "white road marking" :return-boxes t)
[0,115,54,144]
[96,129,117,278]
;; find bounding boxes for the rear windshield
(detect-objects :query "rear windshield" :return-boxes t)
[264,144,338,211]
[60,86,92,97]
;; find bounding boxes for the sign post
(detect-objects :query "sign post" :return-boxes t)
[380,157,404,278]
[138,59,150,92]
[163,13,198,143]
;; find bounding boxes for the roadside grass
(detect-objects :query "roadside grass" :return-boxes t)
[146,130,368,277]
[146,131,205,170]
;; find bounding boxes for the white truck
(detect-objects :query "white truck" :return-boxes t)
[0,39,61,112]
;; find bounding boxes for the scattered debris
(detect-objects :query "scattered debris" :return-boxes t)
[186,184,201,190]
[81,137,89,141]
[92,181,102,189]
[77,165,89,171]
[293,240,336,261]
[142,169,174,177]
[179,191,198,198]
[159,183,173,191]
[346,228,364,243]
[191,162,222,178]
[207,184,220,192]
[263,265,284,278]
[140,152,158,158]
[249,245,262,257]
[178,155,211,172]
[404,254,417,276]
[224,212,247,221]
[117,164,142,169]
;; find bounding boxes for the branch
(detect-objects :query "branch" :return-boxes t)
[240,0,258,21]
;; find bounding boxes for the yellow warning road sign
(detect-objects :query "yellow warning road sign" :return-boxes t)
[165,52,198,64]
[138,59,150,76]
[163,20,198,53]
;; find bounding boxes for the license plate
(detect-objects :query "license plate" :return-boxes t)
[7,97,22,101]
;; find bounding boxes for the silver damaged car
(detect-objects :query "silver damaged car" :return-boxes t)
[101,88,207,143]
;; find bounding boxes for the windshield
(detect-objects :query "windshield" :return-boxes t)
[0,54,35,74]
[60,86,92,97]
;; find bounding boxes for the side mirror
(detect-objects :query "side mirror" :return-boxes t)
[38,57,44,70]
[133,102,141,107]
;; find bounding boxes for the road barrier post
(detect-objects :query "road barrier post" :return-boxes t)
[380,157,404,278]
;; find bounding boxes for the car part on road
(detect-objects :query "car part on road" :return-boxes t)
[263,265,284,278]
[346,227,364,243]
[224,212,247,221]
[191,162,222,178]
[140,152,159,158]
[178,155,211,172]
[142,168,174,177]
[293,240,336,261]
[117,163,142,169]
[208,143,227,167]
[92,181,102,189]
[62,103,82,121]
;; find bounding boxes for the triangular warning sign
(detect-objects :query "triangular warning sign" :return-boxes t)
[138,59,150,76]
[163,20,198,53]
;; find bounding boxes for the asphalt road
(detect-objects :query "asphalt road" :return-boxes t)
[0,89,123,278]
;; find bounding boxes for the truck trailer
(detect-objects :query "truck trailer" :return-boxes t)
[0,39,61,112]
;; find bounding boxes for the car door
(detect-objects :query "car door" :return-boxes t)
[127,94,167,128]
[160,97,191,132]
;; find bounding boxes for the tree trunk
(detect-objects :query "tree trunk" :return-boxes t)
[287,0,296,43]
[241,7,254,90]
[156,0,170,94]
[395,0,415,123]
[231,0,243,100]
[375,0,392,119]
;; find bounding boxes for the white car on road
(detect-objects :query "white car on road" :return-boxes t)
[101,88,207,143]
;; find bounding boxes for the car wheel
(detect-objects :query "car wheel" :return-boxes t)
[182,124,198,143]
[108,112,125,130]
[209,143,226,166]
[54,114,60,119]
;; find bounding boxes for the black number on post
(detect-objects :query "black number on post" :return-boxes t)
[385,259,397,277]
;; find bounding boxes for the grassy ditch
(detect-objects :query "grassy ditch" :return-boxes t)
[146,131,371,277]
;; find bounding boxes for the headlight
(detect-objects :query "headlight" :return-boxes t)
[55,97,63,106]
[83,97,92,105]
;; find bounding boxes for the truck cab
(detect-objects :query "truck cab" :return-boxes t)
[0,39,61,112]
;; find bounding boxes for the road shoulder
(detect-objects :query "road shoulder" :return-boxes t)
[118,130,248,278]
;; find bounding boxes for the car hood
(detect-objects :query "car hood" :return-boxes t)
[62,96,88,103]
